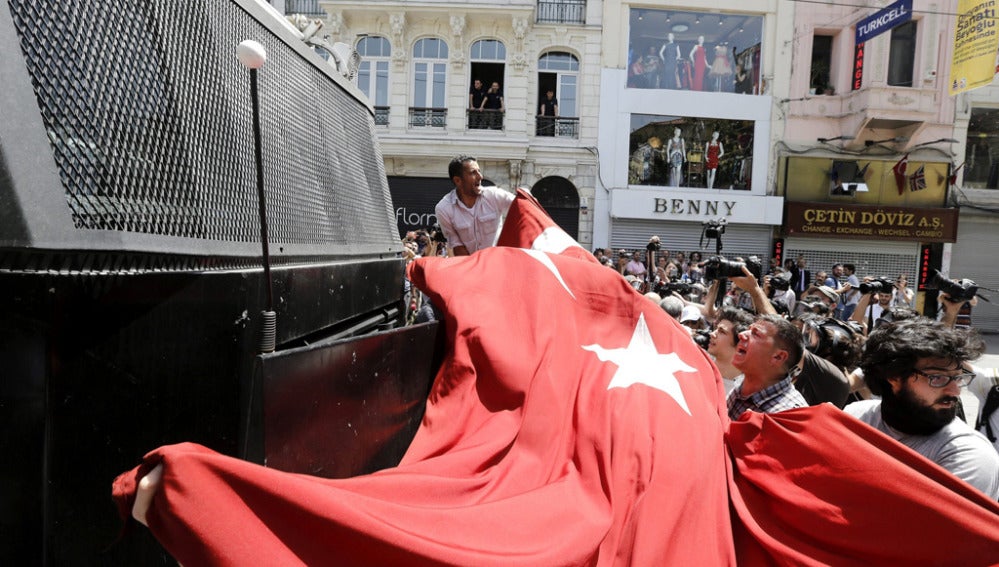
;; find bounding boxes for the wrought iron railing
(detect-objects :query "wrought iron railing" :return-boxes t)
[536,116,579,138]
[374,106,390,126]
[466,109,505,131]
[284,0,325,17]
[536,0,586,24]
[409,107,447,128]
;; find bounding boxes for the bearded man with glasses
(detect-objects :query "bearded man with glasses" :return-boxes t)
[845,318,999,499]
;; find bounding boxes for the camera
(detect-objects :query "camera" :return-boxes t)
[702,219,726,240]
[692,329,711,350]
[430,224,447,243]
[858,277,895,295]
[655,280,691,296]
[801,316,862,369]
[769,272,791,292]
[646,235,661,252]
[931,269,978,302]
[702,255,762,282]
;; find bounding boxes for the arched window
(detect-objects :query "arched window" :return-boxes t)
[356,36,390,125]
[468,40,507,130]
[536,52,580,137]
[411,38,449,127]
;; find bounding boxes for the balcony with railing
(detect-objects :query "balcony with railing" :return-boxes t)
[536,116,579,139]
[466,109,505,131]
[536,0,586,24]
[409,107,447,128]
[284,0,325,17]
[374,106,389,126]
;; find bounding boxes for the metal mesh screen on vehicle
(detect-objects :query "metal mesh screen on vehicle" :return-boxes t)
[5,0,397,262]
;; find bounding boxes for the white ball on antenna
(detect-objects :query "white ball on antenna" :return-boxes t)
[236,40,267,69]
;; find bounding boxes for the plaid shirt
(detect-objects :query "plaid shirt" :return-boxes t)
[727,375,807,420]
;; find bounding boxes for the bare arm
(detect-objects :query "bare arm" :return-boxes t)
[730,266,775,315]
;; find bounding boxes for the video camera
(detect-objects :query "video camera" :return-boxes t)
[430,224,447,243]
[646,235,661,252]
[702,255,762,282]
[768,272,792,292]
[858,277,895,295]
[699,219,727,251]
[655,280,692,296]
[692,329,711,350]
[931,269,979,302]
[801,316,862,369]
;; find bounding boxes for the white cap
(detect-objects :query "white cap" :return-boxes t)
[680,305,702,323]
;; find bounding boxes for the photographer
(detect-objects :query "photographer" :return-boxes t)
[764,272,796,315]
[849,277,896,334]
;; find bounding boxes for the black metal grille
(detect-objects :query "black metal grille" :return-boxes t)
[409,107,447,128]
[536,0,586,24]
[6,0,396,258]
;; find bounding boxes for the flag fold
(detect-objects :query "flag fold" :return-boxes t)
[112,194,999,566]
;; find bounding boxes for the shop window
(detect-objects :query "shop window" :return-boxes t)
[411,38,448,128]
[628,8,764,94]
[965,107,999,189]
[628,114,754,190]
[887,21,917,87]
[810,35,833,95]
[356,36,390,126]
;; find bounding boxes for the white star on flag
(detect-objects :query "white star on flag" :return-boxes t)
[582,313,695,415]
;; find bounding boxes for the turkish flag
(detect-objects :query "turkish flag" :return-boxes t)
[728,405,999,565]
[112,194,999,565]
[113,203,734,564]
[892,154,909,195]
[496,188,596,263]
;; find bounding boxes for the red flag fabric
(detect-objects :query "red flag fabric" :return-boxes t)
[892,154,909,195]
[112,194,999,565]
[496,188,596,263]
[728,404,999,566]
[113,242,734,564]
[949,161,966,186]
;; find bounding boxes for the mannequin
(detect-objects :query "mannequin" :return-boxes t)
[708,45,733,92]
[705,131,724,189]
[659,33,681,90]
[666,128,686,187]
[689,36,708,91]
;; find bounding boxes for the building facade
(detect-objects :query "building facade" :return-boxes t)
[287,0,603,249]
[595,0,786,262]
[778,0,982,324]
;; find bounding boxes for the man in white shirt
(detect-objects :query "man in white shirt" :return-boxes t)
[844,318,999,499]
[434,156,514,256]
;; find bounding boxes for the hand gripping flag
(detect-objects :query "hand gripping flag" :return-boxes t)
[892,154,909,195]
[113,195,735,565]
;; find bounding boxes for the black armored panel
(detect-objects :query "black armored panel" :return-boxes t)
[0,1,438,564]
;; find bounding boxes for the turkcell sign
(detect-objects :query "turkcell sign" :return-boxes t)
[855,0,912,45]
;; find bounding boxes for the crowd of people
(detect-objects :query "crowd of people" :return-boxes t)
[608,242,999,500]
[398,156,999,501]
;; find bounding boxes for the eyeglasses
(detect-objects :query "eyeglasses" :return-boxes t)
[911,368,976,388]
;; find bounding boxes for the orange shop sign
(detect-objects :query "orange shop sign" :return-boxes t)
[784,202,958,243]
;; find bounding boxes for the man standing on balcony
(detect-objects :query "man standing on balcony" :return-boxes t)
[468,79,487,129]
[435,156,514,256]
[483,82,505,129]
[538,89,558,136]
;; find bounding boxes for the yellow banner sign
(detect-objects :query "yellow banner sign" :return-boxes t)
[949,0,999,95]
